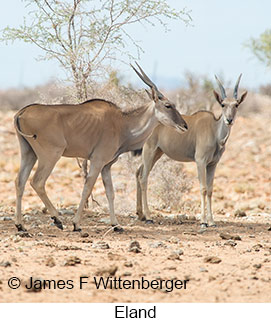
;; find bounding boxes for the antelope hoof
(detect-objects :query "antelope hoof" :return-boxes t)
[73,223,82,232]
[145,219,154,224]
[200,223,208,228]
[15,224,27,232]
[51,216,63,230]
[113,225,124,233]
[136,211,145,221]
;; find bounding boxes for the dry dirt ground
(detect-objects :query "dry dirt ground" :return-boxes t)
[0,104,271,303]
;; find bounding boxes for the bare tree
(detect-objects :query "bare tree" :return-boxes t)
[1,0,191,101]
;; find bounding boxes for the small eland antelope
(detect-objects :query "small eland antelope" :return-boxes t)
[136,74,247,227]
[14,63,188,232]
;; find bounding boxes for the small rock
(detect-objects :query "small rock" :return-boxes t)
[168,236,180,244]
[45,257,56,268]
[224,240,237,247]
[234,209,247,217]
[124,261,133,268]
[209,276,216,282]
[149,241,165,248]
[198,228,207,234]
[0,261,11,267]
[174,249,184,256]
[64,256,81,266]
[267,227,271,232]
[219,233,241,241]
[92,241,110,249]
[81,239,93,243]
[0,216,12,221]
[204,256,222,264]
[80,232,89,238]
[16,231,32,238]
[167,252,182,261]
[98,218,111,225]
[253,264,262,269]
[128,240,141,253]
[107,252,125,261]
[122,272,132,277]
[183,232,197,236]
[95,265,118,276]
[252,244,263,252]
[37,232,44,237]
[13,236,21,243]
[59,209,74,215]
[199,267,208,272]
[165,266,177,271]
[23,214,33,222]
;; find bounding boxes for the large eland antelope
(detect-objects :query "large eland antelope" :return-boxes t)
[14,63,188,232]
[136,75,247,227]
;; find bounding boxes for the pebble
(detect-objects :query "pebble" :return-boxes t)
[22,214,32,221]
[234,209,247,217]
[98,218,111,225]
[204,256,222,264]
[122,272,132,277]
[253,264,262,269]
[199,267,208,272]
[219,233,241,241]
[13,236,21,243]
[168,237,180,244]
[224,240,237,247]
[183,232,197,236]
[0,216,12,221]
[92,241,110,249]
[149,241,165,248]
[64,256,81,266]
[95,265,118,276]
[16,232,32,238]
[59,209,74,215]
[46,257,56,268]
[252,244,263,252]
[80,232,89,238]
[107,252,125,261]
[167,251,183,261]
[124,261,133,268]
[128,240,141,253]
[0,261,11,267]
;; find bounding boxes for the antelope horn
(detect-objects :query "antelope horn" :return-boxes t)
[215,75,227,100]
[131,62,164,99]
[233,74,242,99]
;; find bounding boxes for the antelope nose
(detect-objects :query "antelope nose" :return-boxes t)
[227,118,233,125]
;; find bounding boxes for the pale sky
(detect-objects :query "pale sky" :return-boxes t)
[0,0,270,90]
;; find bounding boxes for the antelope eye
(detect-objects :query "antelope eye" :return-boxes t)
[165,103,172,109]
[221,104,225,108]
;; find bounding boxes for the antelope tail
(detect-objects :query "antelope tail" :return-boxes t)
[14,108,37,139]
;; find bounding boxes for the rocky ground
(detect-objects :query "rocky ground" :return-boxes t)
[0,103,271,302]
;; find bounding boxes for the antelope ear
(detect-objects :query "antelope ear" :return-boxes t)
[238,91,247,105]
[151,87,159,103]
[213,90,222,104]
[145,89,152,99]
